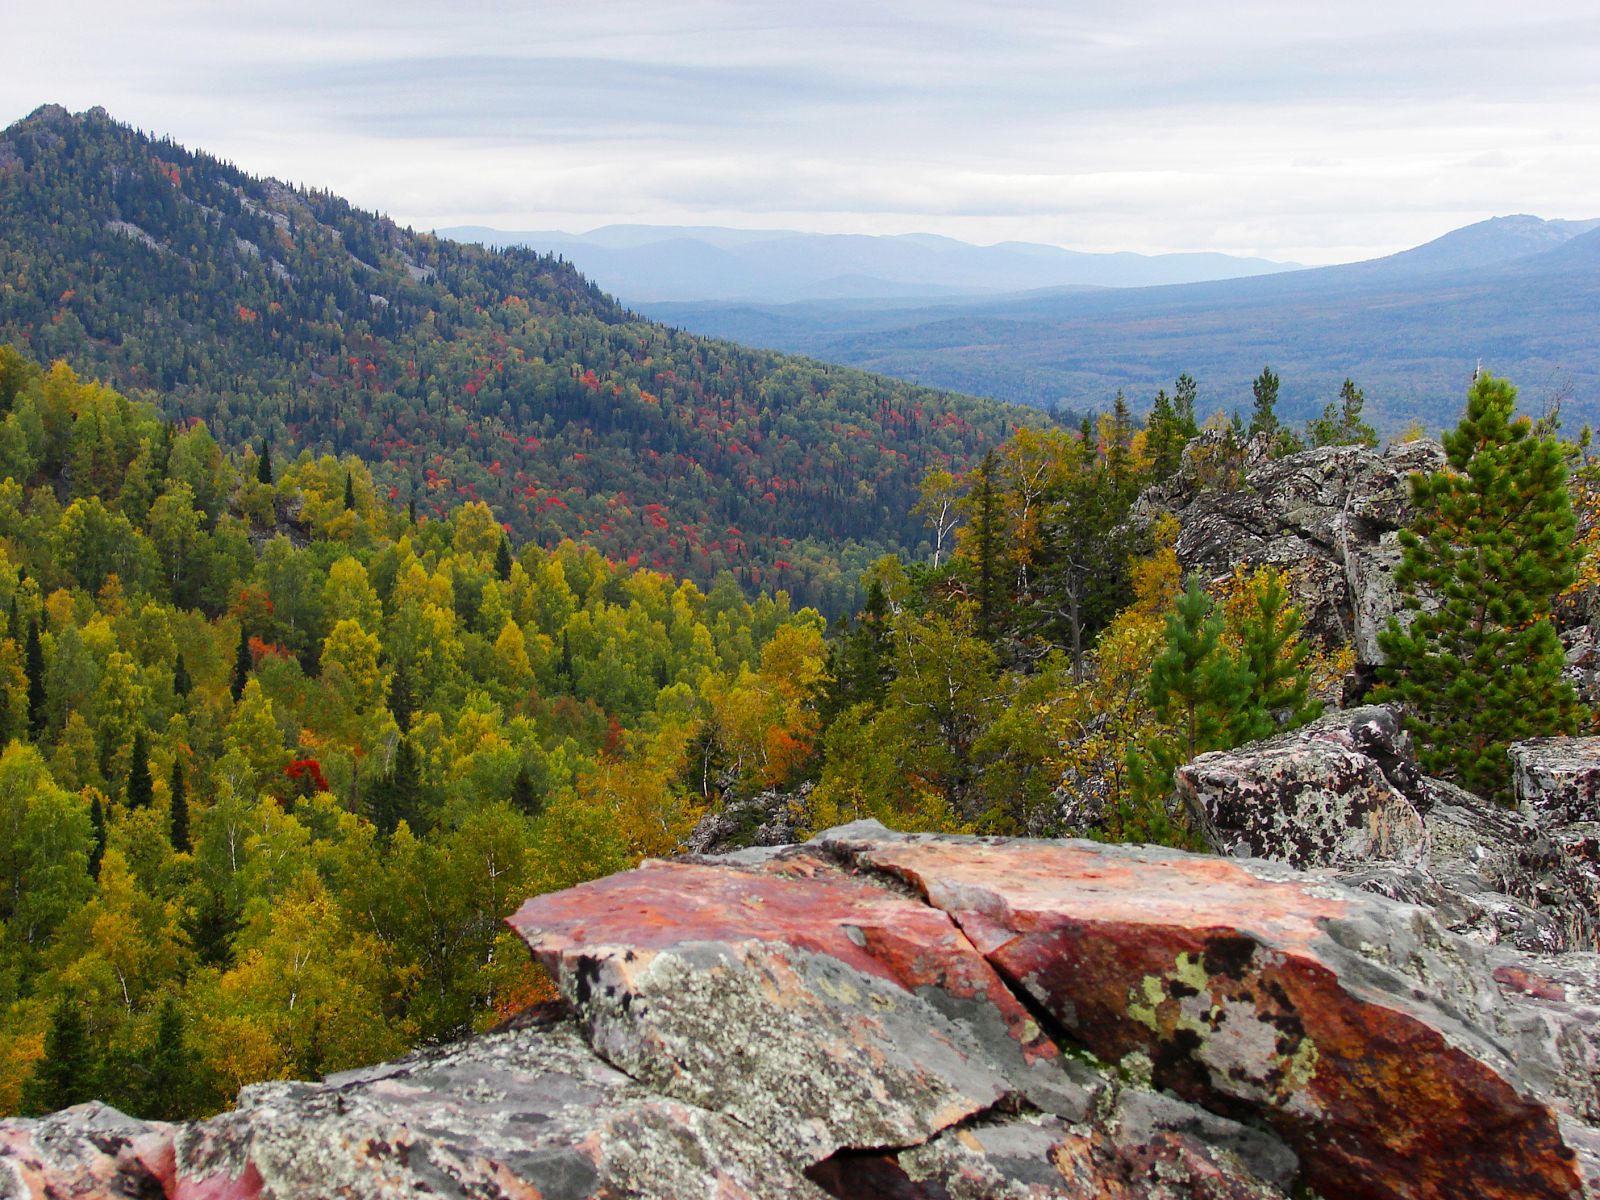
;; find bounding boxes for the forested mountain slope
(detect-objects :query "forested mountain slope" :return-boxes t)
[0,105,1035,613]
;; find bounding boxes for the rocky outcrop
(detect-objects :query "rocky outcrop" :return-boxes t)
[1512,738,1600,824]
[683,783,805,854]
[1133,435,1445,666]
[7,822,1600,1199]
[1179,706,1600,955]
[1177,706,1428,869]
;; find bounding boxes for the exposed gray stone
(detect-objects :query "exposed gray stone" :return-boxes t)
[1177,710,1427,870]
[1512,737,1600,824]
[1133,436,1446,665]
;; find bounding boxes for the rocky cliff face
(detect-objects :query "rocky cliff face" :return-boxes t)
[1133,434,1446,670]
[5,804,1600,1200]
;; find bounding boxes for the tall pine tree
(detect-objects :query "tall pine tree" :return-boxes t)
[25,617,45,739]
[1375,373,1584,801]
[21,996,98,1114]
[169,757,190,853]
[125,730,153,809]
[230,624,251,703]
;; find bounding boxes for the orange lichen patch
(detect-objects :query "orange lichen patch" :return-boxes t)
[508,858,1055,1062]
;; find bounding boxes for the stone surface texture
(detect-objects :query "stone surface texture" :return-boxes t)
[1513,737,1600,824]
[5,812,1600,1199]
[1132,436,1445,665]
[1177,706,1428,869]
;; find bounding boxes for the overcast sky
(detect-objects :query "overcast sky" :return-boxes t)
[5,1,1597,263]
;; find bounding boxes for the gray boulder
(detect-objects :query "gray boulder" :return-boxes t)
[1177,706,1428,870]
[1512,737,1600,824]
[1134,436,1445,666]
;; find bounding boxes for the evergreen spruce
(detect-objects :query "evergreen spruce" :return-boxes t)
[510,762,543,818]
[172,651,191,699]
[138,995,191,1120]
[1173,372,1200,435]
[186,889,242,969]
[20,996,98,1115]
[1147,579,1261,762]
[230,624,251,703]
[88,792,106,879]
[494,535,513,582]
[343,470,356,511]
[25,617,45,739]
[1146,389,1184,480]
[387,667,415,733]
[256,438,272,484]
[1248,366,1281,439]
[559,629,575,685]
[372,737,424,836]
[1307,378,1379,448]
[1374,373,1585,800]
[1235,572,1321,730]
[125,730,153,809]
[970,450,1004,641]
[169,757,190,853]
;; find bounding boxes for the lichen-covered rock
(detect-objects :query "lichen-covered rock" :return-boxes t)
[1512,738,1600,824]
[821,823,1599,1200]
[0,1103,174,1198]
[1177,707,1427,870]
[168,1014,832,1199]
[683,783,805,854]
[1132,437,1445,665]
[509,855,1094,1166]
[5,822,1600,1199]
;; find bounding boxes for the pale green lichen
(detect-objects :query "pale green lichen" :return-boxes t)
[1123,949,1321,1108]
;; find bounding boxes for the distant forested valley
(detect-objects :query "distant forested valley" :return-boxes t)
[0,105,1043,616]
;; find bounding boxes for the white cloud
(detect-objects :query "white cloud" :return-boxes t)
[3,0,1597,261]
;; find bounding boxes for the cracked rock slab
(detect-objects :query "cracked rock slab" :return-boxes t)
[508,855,1096,1166]
[821,823,1596,1200]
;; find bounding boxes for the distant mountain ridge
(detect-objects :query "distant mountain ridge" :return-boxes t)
[640,214,1600,433]
[439,223,1302,303]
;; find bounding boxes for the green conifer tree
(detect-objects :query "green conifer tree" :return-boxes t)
[343,470,356,511]
[21,996,98,1115]
[1235,571,1321,730]
[1307,378,1379,448]
[172,651,191,700]
[169,757,190,853]
[1248,366,1280,439]
[1173,372,1200,438]
[256,438,273,484]
[124,730,153,809]
[494,536,513,582]
[1375,372,1585,800]
[1147,579,1262,762]
[510,761,543,819]
[970,450,1004,641]
[88,792,106,879]
[230,624,251,703]
[137,995,191,1120]
[25,617,45,739]
[372,737,424,836]
[387,667,415,734]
